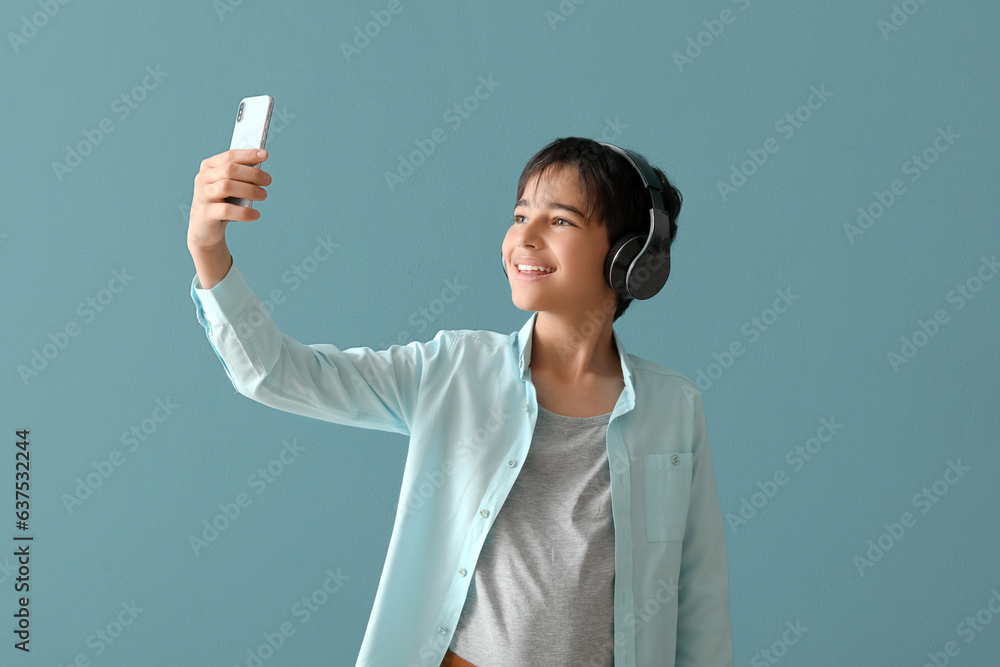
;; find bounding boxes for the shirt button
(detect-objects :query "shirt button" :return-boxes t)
[523,404,529,412]
[480,509,489,518]
[458,568,467,576]
[438,626,448,635]
[507,459,516,467]
[671,455,680,465]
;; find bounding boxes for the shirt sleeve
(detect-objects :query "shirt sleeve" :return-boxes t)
[674,387,734,667]
[189,261,449,436]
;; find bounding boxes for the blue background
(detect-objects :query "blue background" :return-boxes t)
[3,1,999,665]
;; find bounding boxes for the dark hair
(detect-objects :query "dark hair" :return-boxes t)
[516,137,682,322]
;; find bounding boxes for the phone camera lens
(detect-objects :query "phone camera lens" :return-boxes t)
[236,102,245,122]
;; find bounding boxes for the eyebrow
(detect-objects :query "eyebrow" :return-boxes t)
[514,198,588,222]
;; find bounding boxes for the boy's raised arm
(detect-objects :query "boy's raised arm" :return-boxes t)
[186,147,448,434]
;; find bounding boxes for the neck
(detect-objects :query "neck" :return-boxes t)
[529,309,621,382]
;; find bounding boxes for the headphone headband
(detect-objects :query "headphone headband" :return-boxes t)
[598,143,667,213]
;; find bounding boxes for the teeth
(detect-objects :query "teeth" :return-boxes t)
[517,264,554,273]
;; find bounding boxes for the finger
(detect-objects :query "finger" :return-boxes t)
[205,179,268,203]
[202,148,268,170]
[206,201,261,223]
[220,160,271,185]
[203,161,271,189]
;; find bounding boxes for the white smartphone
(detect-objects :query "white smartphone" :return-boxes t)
[224,94,273,212]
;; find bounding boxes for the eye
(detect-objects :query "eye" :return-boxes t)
[510,214,575,227]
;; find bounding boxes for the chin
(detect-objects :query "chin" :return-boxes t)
[510,294,545,313]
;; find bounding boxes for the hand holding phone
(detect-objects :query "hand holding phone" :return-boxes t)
[224,95,273,213]
[187,95,275,252]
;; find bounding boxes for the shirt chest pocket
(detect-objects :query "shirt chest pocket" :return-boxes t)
[643,452,693,542]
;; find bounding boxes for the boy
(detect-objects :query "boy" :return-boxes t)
[188,137,733,666]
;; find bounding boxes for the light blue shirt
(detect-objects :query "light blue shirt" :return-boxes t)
[190,262,734,667]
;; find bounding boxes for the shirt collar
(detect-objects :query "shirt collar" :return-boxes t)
[512,311,635,405]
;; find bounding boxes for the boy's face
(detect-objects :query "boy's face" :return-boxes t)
[503,163,615,318]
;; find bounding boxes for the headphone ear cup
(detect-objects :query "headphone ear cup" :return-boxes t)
[605,233,645,298]
[634,242,671,299]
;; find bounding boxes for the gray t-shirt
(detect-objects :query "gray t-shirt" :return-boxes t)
[448,404,615,666]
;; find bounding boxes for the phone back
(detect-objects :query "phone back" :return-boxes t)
[225,94,273,210]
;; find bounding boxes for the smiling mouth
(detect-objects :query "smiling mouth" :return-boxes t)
[516,265,556,275]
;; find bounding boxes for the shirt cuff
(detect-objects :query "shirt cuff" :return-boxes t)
[190,261,255,324]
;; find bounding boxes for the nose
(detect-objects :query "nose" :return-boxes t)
[504,215,548,270]
[511,217,542,248]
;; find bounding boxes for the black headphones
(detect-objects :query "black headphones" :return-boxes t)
[502,142,672,300]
